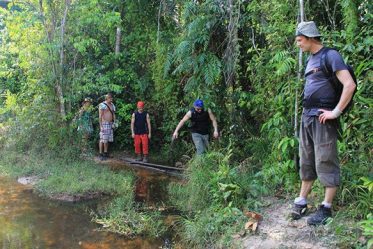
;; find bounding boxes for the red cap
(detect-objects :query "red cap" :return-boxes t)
[137,101,145,108]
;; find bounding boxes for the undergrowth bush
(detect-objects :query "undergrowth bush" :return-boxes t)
[169,148,269,248]
[93,196,167,237]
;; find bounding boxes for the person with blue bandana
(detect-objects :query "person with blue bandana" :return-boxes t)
[172,99,219,155]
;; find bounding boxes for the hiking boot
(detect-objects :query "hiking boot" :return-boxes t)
[307,205,332,225]
[143,155,148,163]
[291,204,308,220]
[99,153,106,161]
[135,154,142,161]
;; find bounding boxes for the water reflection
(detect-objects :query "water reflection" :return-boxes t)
[134,171,171,205]
[101,157,178,205]
[0,177,163,249]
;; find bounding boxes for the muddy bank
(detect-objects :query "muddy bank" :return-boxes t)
[16,154,182,204]
[17,176,106,202]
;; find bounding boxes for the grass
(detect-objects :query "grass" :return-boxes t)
[168,150,264,248]
[0,150,134,196]
[94,196,167,237]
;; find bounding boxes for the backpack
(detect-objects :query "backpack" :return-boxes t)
[304,47,357,111]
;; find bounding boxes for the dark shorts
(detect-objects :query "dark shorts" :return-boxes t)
[299,115,340,187]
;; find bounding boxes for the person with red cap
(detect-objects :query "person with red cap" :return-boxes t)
[131,101,151,162]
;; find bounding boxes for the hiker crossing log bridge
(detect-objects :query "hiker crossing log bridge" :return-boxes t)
[121,157,185,177]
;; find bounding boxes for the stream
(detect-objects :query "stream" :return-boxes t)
[0,173,167,249]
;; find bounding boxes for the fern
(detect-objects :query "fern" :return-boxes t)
[270,50,296,76]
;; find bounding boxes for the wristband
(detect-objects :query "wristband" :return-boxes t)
[332,107,342,118]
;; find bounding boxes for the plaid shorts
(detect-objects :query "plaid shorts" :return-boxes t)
[100,121,113,143]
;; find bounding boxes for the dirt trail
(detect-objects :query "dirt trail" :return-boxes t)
[242,198,337,249]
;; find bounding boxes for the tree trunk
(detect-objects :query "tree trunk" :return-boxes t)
[38,0,58,77]
[115,27,121,55]
[342,0,358,44]
[38,0,68,119]
[58,0,71,119]
[157,0,162,44]
[223,0,240,133]
[294,0,305,171]
[223,0,240,88]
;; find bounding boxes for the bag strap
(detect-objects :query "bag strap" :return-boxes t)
[103,102,115,120]
[320,47,343,96]
[320,47,334,77]
[304,47,331,77]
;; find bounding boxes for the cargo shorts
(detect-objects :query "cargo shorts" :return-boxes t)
[299,115,340,187]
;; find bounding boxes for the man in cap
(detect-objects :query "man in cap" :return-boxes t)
[98,93,116,160]
[172,99,219,155]
[292,21,356,225]
[131,101,151,162]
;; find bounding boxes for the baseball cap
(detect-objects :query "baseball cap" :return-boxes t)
[193,99,204,108]
[137,101,145,108]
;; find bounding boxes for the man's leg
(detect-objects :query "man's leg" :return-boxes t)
[99,129,105,160]
[134,135,142,161]
[99,141,107,160]
[192,133,205,155]
[324,187,337,205]
[104,125,114,158]
[201,134,209,151]
[291,180,314,220]
[99,142,103,154]
[99,125,106,159]
[307,186,336,225]
[299,180,315,199]
[141,135,149,162]
[307,119,339,225]
[292,116,316,220]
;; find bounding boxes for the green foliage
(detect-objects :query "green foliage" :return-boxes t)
[169,149,267,247]
[94,196,167,237]
[359,213,373,249]
[179,206,246,248]
[0,0,372,247]
[357,177,373,249]
[165,0,225,110]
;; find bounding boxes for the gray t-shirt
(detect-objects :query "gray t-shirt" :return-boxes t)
[303,47,348,116]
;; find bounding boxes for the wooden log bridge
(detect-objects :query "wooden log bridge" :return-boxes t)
[121,157,185,177]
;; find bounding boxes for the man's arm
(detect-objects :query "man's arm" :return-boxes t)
[99,109,104,129]
[172,111,192,139]
[131,113,135,138]
[208,109,219,138]
[147,113,151,139]
[319,69,356,124]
